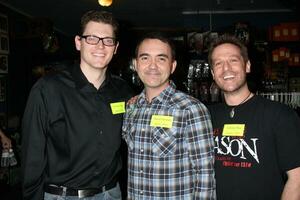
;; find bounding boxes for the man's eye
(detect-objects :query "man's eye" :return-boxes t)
[140,56,148,61]
[156,56,168,63]
[214,62,221,67]
[87,37,97,42]
[105,39,114,44]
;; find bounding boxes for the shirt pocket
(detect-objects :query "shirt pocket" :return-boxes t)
[152,127,177,157]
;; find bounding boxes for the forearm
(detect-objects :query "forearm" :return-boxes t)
[281,167,300,200]
[0,129,11,149]
[0,130,4,138]
[281,178,300,200]
[281,183,300,200]
[0,129,7,140]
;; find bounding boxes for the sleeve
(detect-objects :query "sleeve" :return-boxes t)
[21,81,48,200]
[185,103,216,200]
[121,109,129,140]
[122,104,134,150]
[274,105,300,171]
[122,103,130,138]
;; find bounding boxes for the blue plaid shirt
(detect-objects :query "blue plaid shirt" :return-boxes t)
[122,82,216,199]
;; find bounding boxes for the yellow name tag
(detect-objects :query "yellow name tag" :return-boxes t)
[110,102,125,114]
[222,124,245,137]
[150,115,173,128]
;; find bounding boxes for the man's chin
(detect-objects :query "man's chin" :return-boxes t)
[92,64,108,69]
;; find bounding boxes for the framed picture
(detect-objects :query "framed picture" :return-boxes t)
[0,54,8,73]
[0,14,8,34]
[0,34,9,54]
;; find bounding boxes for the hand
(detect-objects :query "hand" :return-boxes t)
[127,95,138,106]
[0,131,11,150]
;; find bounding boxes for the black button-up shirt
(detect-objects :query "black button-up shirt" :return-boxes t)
[21,64,133,200]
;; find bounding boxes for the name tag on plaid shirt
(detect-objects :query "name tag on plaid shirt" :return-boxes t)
[150,115,173,128]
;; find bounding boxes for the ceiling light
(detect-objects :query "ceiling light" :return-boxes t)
[98,0,113,7]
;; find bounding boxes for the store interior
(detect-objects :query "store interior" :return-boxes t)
[0,0,299,199]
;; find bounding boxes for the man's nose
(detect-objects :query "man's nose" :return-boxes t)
[149,58,158,69]
[95,39,105,48]
[223,61,231,70]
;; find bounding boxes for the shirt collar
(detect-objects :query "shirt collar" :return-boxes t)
[71,63,111,90]
[137,81,176,106]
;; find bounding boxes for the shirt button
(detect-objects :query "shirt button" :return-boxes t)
[99,130,103,134]
[140,191,143,195]
[140,148,144,153]
[140,169,143,173]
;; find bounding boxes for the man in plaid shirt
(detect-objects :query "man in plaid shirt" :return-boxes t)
[122,32,215,199]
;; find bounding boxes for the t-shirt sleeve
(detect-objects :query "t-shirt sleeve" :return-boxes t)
[274,105,300,171]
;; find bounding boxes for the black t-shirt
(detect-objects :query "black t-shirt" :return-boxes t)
[209,95,300,200]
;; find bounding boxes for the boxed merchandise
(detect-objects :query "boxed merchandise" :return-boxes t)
[269,22,300,41]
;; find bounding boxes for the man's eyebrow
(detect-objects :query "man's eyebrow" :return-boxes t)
[138,53,169,59]
[138,53,150,57]
[157,54,168,58]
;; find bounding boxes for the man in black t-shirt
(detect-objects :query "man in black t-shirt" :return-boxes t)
[208,34,300,200]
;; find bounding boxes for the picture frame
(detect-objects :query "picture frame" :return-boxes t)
[0,14,8,34]
[0,34,9,54]
[0,54,8,73]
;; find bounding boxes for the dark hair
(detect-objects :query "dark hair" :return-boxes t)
[135,32,176,60]
[208,34,249,67]
[80,10,119,38]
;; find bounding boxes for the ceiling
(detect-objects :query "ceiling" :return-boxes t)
[0,0,299,36]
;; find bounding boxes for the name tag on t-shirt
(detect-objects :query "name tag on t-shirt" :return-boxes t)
[150,115,173,128]
[110,102,125,114]
[222,124,245,137]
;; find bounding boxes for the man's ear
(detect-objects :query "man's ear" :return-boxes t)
[113,42,119,54]
[246,60,251,73]
[171,60,177,74]
[74,35,81,51]
[211,69,215,80]
[132,59,137,71]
